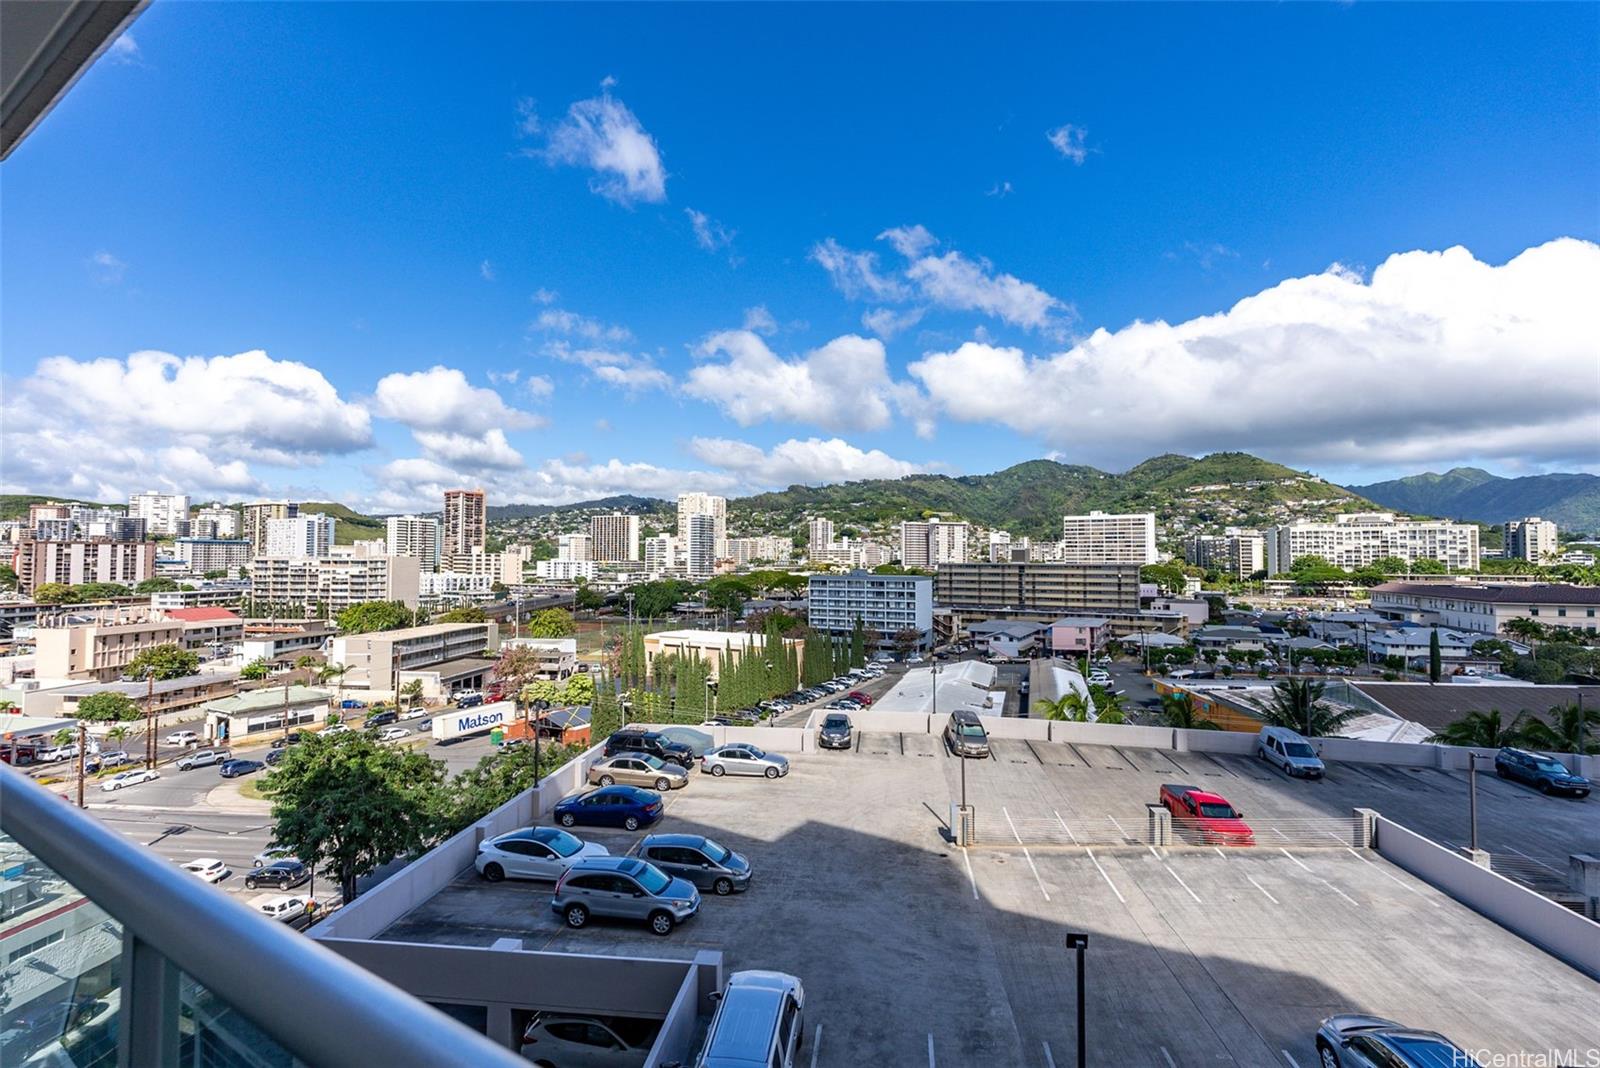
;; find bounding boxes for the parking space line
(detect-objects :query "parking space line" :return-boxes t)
[1343,848,1439,907]
[961,848,978,900]
[1159,1048,1177,1068]
[1164,863,1203,903]
[927,1032,936,1067]
[1052,809,1079,844]
[1003,807,1051,900]
[1214,846,1227,859]
[1246,874,1279,904]
[1281,846,1358,904]
[1282,1052,1303,1068]
[808,1025,821,1068]
[1043,1040,1056,1068]
[1085,847,1126,903]
[1279,848,1312,871]
[1106,813,1132,840]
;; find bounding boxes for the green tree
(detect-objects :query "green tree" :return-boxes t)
[75,692,142,722]
[1429,710,1532,749]
[134,577,181,594]
[573,584,605,611]
[318,662,352,711]
[105,724,131,749]
[849,618,866,670]
[1369,556,1409,574]
[1037,694,1089,721]
[241,657,270,681]
[33,582,74,604]
[525,608,575,638]
[444,741,578,830]
[401,679,426,708]
[1410,557,1447,575]
[264,732,446,902]
[1087,685,1128,724]
[436,605,487,624]
[1160,692,1220,731]
[0,563,17,591]
[891,628,921,659]
[494,645,545,707]
[71,582,132,601]
[1260,678,1358,737]
[1518,702,1600,755]
[127,643,200,681]
[1428,630,1442,683]
[1140,563,1188,595]
[202,569,229,580]
[626,580,693,618]
[335,600,415,635]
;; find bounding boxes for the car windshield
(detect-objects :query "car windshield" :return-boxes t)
[1197,803,1238,819]
[700,838,731,863]
[824,715,849,728]
[1387,1035,1475,1066]
[639,754,665,769]
[537,829,582,857]
[958,723,986,738]
[741,747,766,759]
[1532,758,1568,773]
[1284,742,1316,758]
[634,864,671,895]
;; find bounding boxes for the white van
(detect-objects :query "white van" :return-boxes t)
[1257,726,1325,779]
[693,970,804,1068]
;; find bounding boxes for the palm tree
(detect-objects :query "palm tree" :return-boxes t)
[52,727,74,749]
[1518,701,1600,755]
[1160,691,1220,731]
[1037,693,1090,722]
[1087,685,1128,725]
[318,662,351,717]
[1429,709,1532,749]
[1502,618,1545,660]
[401,679,426,709]
[294,653,322,684]
[1260,677,1359,737]
[106,725,130,750]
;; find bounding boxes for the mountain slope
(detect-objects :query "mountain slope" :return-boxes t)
[1348,469,1600,530]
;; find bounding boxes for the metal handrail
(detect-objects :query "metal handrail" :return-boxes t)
[0,766,525,1067]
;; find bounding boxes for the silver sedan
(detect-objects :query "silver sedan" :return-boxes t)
[700,743,790,779]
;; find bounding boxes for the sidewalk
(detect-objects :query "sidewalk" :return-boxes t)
[206,778,272,814]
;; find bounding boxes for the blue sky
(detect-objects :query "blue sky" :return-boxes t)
[3,2,1597,511]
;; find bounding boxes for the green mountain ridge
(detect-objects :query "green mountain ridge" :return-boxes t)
[1347,468,1600,531]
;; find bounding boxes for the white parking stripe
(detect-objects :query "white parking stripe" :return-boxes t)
[927,1032,936,1067]
[1004,807,1051,901]
[962,848,978,900]
[1052,809,1078,844]
[1085,847,1126,903]
[1318,876,1360,906]
[1214,846,1227,859]
[1043,1040,1057,1068]
[1160,1048,1178,1068]
[1343,847,1440,907]
[1279,848,1312,871]
[1107,813,1132,840]
[1164,863,1202,903]
[809,1025,822,1068]
[1282,1051,1303,1068]
[1246,874,1279,904]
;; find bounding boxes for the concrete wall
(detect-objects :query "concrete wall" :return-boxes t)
[982,716,1051,741]
[644,967,709,1068]
[1048,721,1175,749]
[1374,816,1600,981]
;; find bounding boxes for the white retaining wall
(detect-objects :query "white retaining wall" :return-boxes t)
[1375,816,1600,980]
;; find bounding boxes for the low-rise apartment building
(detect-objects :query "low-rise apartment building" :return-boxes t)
[157,607,245,651]
[1048,617,1112,657]
[641,629,803,678]
[239,620,337,667]
[33,618,186,681]
[807,571,933,649]
[249,555,421,613]
[13,538,157,595]
[1370,581,1600,635]
[934,562,1142,618]
[1268,513,1480,573]
[329,622,500,694]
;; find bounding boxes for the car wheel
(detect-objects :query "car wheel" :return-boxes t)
[624,816,640,831]
[710,764,726,777]
[482,862,505,882]
[245,879,257,890]
[564,904,588,928]
[1495,765,1508,778]
[764,767,779,779]
[1316,1040,1339,1068]
[559,813,576,827]
[655,777,671,791]
[648,910,674,936]
[713,877,733,896]
[1540,781,1553,795]
[598,774,615,786]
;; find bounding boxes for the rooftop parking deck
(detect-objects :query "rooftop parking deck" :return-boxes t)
[380,733,1600,1067]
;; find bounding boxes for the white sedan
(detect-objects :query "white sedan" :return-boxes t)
[700,743,791,780]
[400,707,429,720]
[182,858,229,883]
[101,769,159,792]
[377,726,410,742]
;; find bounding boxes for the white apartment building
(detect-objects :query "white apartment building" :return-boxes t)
[15,539,157,594]
[1268,513,1480,573]
[193,505,240,539]
[386,515,441,569]
[535,559,599,582]
[1505,517,1559,563]
[447,548,522,585]
[1371,581,1600,635]
[808,571,933,648]
[806,517,835,559]
[264,514,336,559]
[556,533,592,561]
[174,537,252,574]
[419,572,494,601]
[811,539,891,569]
[644,533,678,574]
[127,491,190,536]
[1059,511,1158,565]
[728,536,792,567]
[590,513,640,562]
[899,519,969,569]
[677,492,727,558]
[684,513,718,579]
[249,554,421,612]
[81,513,147,541]
[241,501,297,554]
[1185,529,1267,580]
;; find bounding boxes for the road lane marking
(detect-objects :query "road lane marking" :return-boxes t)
[962,848,978,900]
[927,1032,936,1067]
[1160,1048,1178,1068]
[809,1025,821,1068]
[1282,1052,1303,1068]
[1043,1040,1057,1068]
[1004,807,1051,901]
[1164,863,1202,903]
[1246,874,1279,904]
[1085,847,1126,903]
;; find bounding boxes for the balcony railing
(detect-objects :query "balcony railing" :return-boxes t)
[0,766,525,1067]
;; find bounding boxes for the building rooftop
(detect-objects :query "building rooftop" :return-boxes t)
[344,622,494,641]
[1049,616,1110,628]
[160,607,243,623]
[204,685,329,715]
[1352,682,1597,731]
[1373,582,1600,604]
[51,672,238,698]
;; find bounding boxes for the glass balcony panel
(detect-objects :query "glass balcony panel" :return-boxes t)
[177,971,295,1067]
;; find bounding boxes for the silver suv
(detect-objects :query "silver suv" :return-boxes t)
[551,856,699,936]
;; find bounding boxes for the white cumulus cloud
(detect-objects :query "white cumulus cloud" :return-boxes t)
[687,436,933,488]
[371,366,542,434]
[535,90,667,206]
[685,330,895,431]
[1046,123,1089,164]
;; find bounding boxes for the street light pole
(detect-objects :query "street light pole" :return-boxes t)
[1467,751,1479,853]
[1065,932,1088,1068]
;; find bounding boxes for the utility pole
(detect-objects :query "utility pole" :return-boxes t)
[1065,933,1089,1068]
[144,671,156,770]
[76,722,87,808]
[1467,751,1479,853]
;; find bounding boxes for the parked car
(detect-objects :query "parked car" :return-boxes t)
[476,826,608,882]
[519,1012,658,1067]
[264,748,285,766]
[400,707,429,720]
[845,691,873,706]
[701,744,790,779]
[95,750,135,771]
[182,858,229,883]
[321,723,352,736]
[817,712,853,750]
[177,748,230,771]
[219,758,265,778]
[603,728,695,769]
[1257,726,1326,779]
[1315,1014,1480,1067]
[252,894,319,926]
[365,710,399,729]
[638,833,751,896]
[245,859,309,890]
[455,693,485,709]
[377,726,410,742]
[694,971,805,1068]
[554,785,664,831]
[1160,783,1255,845]
[1494,747,1591,797]
[270,732,304,749]
[588,753,689,792]
[943,711,991,759]
[165,730,200,746]
[253,845,296,868]
[100,768,159,792]
[551,856,699,936]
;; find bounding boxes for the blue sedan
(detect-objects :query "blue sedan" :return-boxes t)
[554,785,664,832]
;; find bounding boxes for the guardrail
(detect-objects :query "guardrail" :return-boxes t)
[0,765,526,1067]
[967,805,1367,850]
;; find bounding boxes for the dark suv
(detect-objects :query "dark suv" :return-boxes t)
[365,710,399,729]
[244,859,309,890]
[603,729,694,769]
[1494,747,1591,798]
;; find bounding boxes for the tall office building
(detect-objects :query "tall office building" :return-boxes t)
[807,517,835,559]
[590,513,640,562]
[1059,511,1158,565]
[386,515,441,570]
[1267,513,1480,573]
[242,501,297,555]
[677,492,727,559]
[684,513,718,579]
[899,519,969,569]
[264,514,336,559]
[443,489,487,563]
[127,491,190,536]
[1505,517,1559,563]
[192,505,240,539]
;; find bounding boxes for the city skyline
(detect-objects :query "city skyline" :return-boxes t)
[2,4,1596,511]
